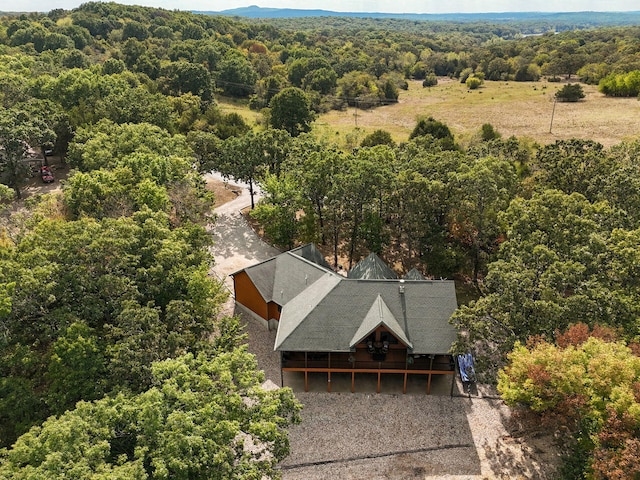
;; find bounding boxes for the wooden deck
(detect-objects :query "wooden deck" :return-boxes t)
[281,351,455,394]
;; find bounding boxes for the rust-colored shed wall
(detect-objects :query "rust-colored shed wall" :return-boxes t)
[267,302,281,321]
[233,271,268,320]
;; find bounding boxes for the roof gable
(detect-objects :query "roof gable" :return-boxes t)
[236,257,277,302]
[233,250,331,304]
[349,294,413,349]
[403,268,426,280]
[347,253,397,279]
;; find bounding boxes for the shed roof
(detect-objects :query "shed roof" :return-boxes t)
[233,251,332,305]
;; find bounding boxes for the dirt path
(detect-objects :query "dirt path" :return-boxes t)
[206,173,559,479]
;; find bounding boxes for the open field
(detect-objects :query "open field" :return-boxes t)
[217,96,262,124]
[315,78,640,148]
[217,78,640,149]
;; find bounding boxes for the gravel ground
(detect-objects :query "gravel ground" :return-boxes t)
[209,176,560,479]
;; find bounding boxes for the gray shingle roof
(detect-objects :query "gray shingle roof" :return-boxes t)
[347,253,398,279]
[289,243,333,270]
[274,273,342,351]
[233,245,458,356]
[275,278,458,354]
[234,252,331,305]
[403,268,426,280]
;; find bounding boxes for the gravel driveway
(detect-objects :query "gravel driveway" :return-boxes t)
[208,174,557,479]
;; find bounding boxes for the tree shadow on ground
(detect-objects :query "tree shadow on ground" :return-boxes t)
[482,406,563,479]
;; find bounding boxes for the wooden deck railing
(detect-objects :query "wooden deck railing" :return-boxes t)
[281,352,455,394]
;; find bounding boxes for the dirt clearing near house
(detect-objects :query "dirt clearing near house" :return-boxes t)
[206,176,243,208]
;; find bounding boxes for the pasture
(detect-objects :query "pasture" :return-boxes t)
[314,78,640,148]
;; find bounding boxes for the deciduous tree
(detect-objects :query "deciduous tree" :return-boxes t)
[451,190,628,380]
[0,106,55,198]
[498,325,640,479]
[269,87,315,137]
[0,350,301,479]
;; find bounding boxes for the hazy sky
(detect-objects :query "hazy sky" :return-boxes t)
[13,0,640,14]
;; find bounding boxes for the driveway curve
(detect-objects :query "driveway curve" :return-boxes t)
[207,172,280,294]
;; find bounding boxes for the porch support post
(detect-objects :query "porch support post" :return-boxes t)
[403,354,408,394]
[450,355,457,397]
[427,355,434,394]
[327,352,331,392]
[351,371,355,393]
[304,352,308,392]
[377,368,381,394]
[280,351,284,387]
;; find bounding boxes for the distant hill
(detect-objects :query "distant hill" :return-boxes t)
[201,5,640,27]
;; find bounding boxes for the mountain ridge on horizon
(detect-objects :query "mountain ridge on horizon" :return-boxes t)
[201,5,640,25]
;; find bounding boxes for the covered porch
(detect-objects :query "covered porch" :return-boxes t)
[280,350,456,394]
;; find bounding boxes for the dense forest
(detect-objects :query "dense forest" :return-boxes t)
[1,2,640,477]
[215,7,640,32]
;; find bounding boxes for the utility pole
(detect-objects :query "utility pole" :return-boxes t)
[353,99,358,127]
[549,96,557,134]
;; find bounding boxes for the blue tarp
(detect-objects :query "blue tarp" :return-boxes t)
[457,353,476,383]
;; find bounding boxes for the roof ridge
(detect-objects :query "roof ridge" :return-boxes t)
[229,254,278,277]
[283,251,334,274]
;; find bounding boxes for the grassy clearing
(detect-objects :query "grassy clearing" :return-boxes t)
[316,78,640,148]
[217,96,261,125]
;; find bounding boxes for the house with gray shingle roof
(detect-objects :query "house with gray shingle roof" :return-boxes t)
[231,244,458,394]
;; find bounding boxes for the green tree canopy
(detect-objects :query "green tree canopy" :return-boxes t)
[555,83,586,102]
[451,190,634,380]
[360,129,396,148]
[67,120,193,172]
[0,211,226,444]
[409,116,454,141]
[0,106,55,198]
[217,50,258,97]
[534,139,611,202]
[0,349,301,479]
[160,61,214,102]
[217,129,292,208]
[269,87,315,137]
[599,70,640,97]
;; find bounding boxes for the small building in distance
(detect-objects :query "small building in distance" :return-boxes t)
[231,244,458,394]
